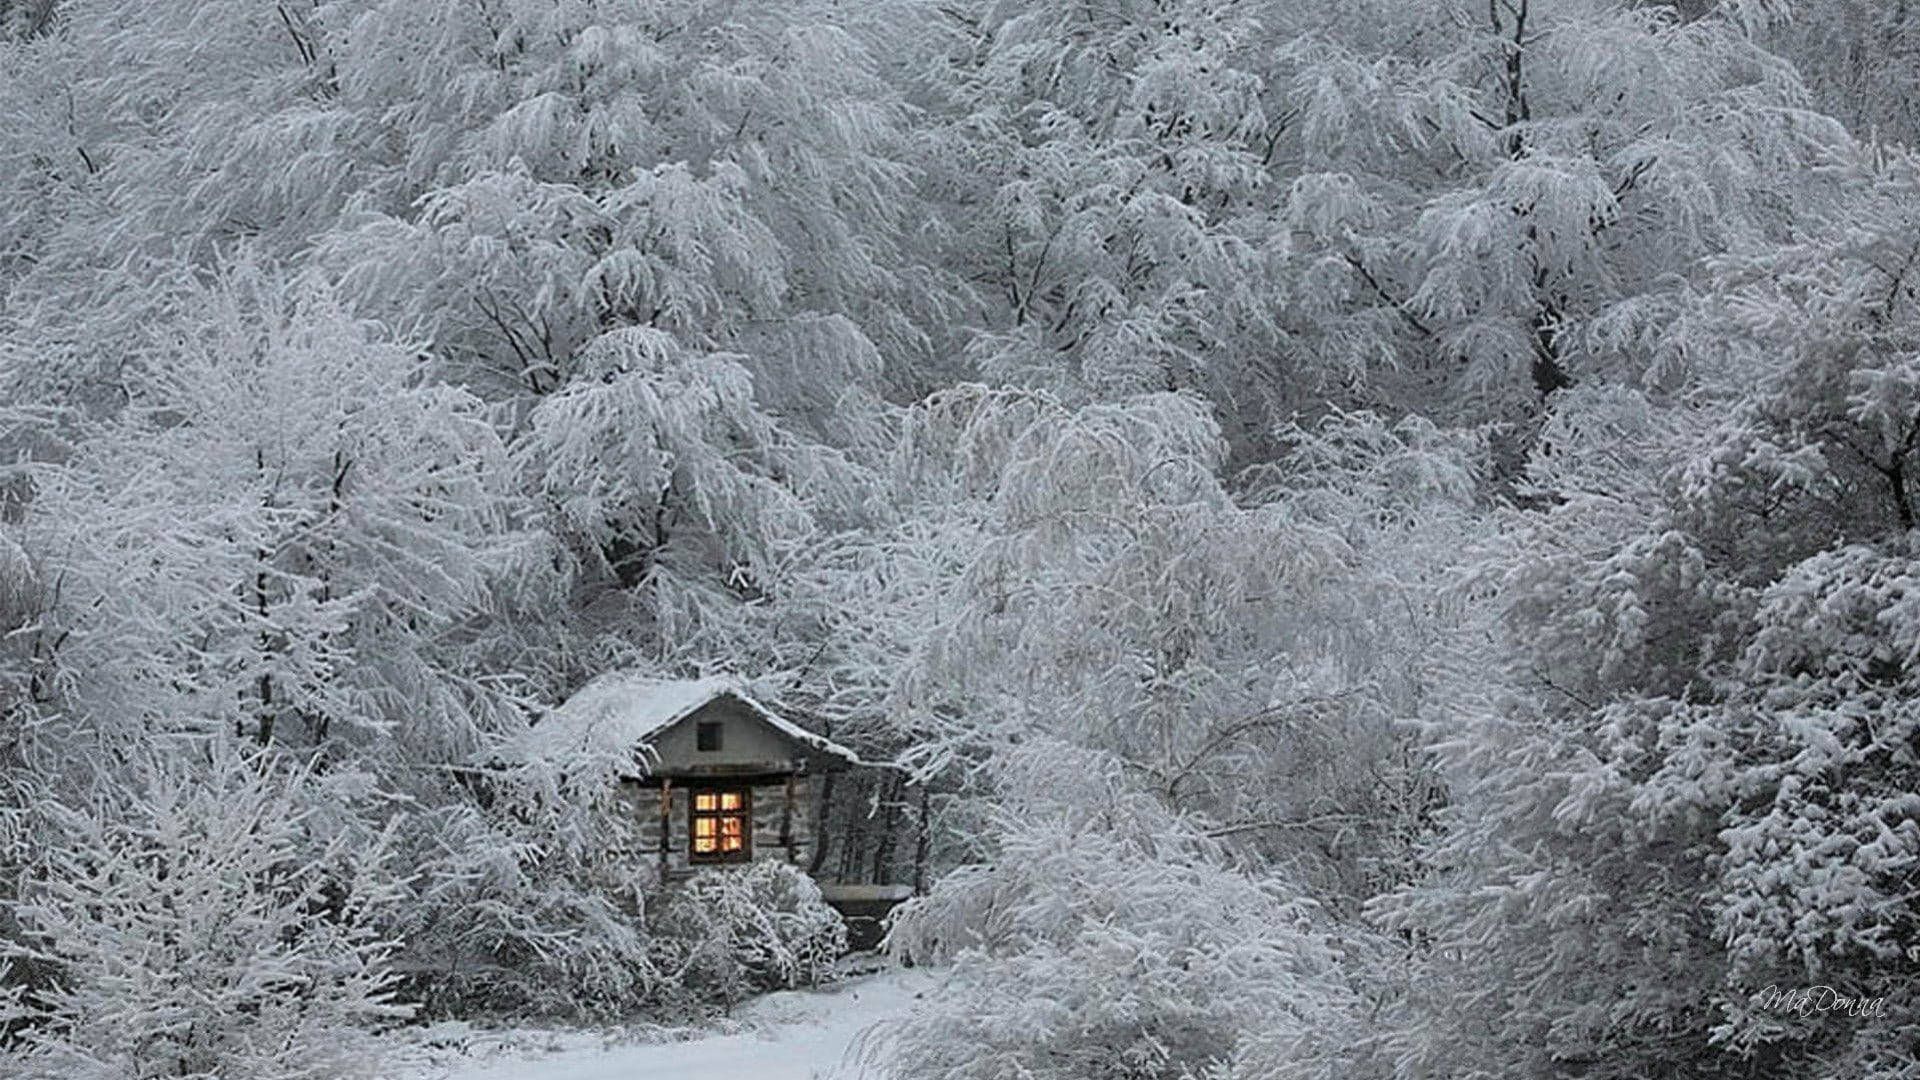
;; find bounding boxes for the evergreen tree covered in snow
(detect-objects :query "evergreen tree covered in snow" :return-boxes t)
[1371,143,1920,1080]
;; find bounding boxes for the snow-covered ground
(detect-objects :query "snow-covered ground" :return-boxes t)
[390,967,935,1080]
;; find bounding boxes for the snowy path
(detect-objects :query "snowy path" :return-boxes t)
[397,969,933,1080]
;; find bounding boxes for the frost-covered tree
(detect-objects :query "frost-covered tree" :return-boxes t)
[794,385,1479,911]
[288,0,943,661]
[0,260,693,1020]
[296,0,945,406]
[0,0,56,42]
[6,261,535,761]
[0,0,368,371]
[912,0,1306,449]
[649,862,845,1009]
[2,0,945,534]
[1760,0,1920,147]
[920,0,1850,458]
[394,749,664,1019]
[511,325,876,657]
[1269,0,1849,420]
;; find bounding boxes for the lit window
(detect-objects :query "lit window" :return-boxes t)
[690,788,750,862]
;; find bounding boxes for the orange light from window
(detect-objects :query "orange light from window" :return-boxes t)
[690,789,750,860]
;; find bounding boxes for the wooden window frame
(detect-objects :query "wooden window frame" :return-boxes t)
[688,786,752,864]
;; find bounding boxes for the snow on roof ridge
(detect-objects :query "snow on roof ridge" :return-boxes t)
[495,671,861,766]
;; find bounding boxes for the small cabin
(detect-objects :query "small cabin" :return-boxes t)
[503,674,920,938]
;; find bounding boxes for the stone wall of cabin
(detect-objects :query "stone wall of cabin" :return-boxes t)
[621,775,815,879]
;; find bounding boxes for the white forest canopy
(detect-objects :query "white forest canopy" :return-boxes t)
[1,1,1917,1079]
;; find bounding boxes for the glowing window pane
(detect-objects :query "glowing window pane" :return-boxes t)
[690,788,752,862]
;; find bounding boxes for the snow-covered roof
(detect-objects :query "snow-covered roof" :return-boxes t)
[497,673,861,768]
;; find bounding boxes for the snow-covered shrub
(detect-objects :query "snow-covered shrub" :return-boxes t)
[392,805,663,1020]
[391,756,662,1020]
[875,742,1356,1080]
[0,738,410,1080]
[650,861,847,1008]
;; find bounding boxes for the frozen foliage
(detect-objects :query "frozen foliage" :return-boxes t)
[390,756,661,1021]
[3,0,1919,1077]
[649,862,847,1009]
[913,0,1849,459]
[832,388,1475,907]
[1370,143,1920,1080]
[0,739,409,1080]
[8,261,529,757]
[877,743,1359,1080]
[1763,1,1920,147]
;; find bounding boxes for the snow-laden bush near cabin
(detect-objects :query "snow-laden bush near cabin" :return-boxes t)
[389,800,664,1021]
[391,749,663,1021]
[0,738,410,1080]
[874,742,1359,1080]
[650,861,847,1009]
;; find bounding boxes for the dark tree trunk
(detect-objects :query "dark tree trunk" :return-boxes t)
[871,771,903,885]
[912,783,931,895]
[809,768,835,876]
